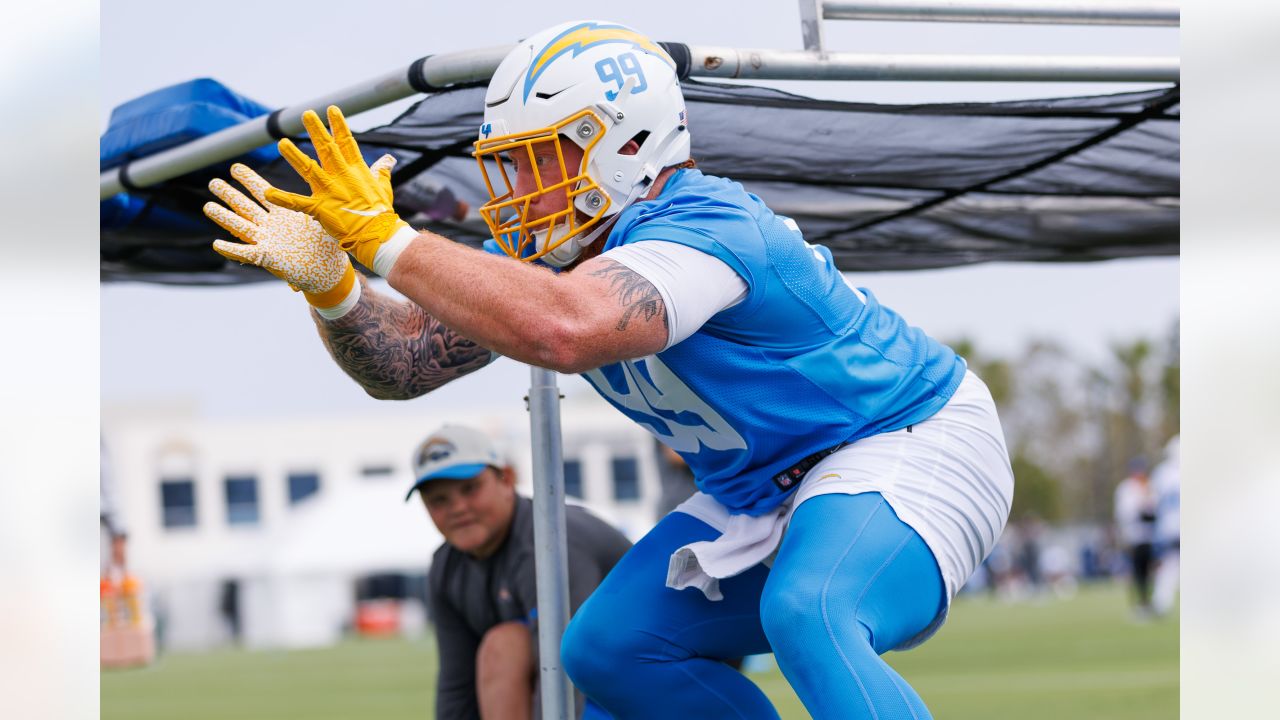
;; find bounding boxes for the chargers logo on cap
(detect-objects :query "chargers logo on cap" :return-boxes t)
[417,438,456,468]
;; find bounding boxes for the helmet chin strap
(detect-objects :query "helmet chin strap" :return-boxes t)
[537,123,689,268]
[537,176,654,267]
[536,223,606,268]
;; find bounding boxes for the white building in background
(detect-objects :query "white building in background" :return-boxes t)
[102,393,666,653]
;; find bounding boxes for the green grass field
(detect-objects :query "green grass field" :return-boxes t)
[103,583,1177,719]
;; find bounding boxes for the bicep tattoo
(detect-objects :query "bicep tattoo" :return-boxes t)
[587,260,669,333]
[315,290,492,399]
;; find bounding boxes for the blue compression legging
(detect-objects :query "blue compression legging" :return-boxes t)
[562,492,945,719]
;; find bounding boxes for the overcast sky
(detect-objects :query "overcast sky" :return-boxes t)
[100,0,1179,420]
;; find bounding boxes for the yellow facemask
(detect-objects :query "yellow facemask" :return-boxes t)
[473,109,612,263]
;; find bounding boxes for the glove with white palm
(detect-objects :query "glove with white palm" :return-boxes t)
[202,159,393,313]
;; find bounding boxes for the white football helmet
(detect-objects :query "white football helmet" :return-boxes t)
[474,20,690,267]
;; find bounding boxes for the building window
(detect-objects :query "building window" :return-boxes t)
[224,475,260,526]
[563,459,584,499]
[160,478,197,529]
[287,472,321,505]
[361,464,394,479]
[611,457,640,501]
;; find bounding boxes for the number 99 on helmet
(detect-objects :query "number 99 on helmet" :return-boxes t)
[473,20,690,267]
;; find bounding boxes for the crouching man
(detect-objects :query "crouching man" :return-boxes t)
[409,425,630,719]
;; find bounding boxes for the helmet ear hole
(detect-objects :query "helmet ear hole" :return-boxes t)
[620,131,649,156]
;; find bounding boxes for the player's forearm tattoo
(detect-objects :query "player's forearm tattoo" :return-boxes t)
[312,285,491,400]
[588,260,669,332]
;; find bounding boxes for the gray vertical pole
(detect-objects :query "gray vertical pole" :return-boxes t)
[527,366,574,720]
[798,0,827,52]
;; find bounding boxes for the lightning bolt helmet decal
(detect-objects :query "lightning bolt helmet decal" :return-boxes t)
[523,21,675,103]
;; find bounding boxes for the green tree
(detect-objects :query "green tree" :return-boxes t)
[949,326,1178,525]
[950,338,1013,407]
[1159,318,1180,443]
[1009,453,1063,522]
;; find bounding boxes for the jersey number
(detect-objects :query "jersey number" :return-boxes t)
[583,356,746,454]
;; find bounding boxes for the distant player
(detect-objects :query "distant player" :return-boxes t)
[1150,435,1180,616]
[100,437,128,575]
[205,19,1014,718]
[1114,456,1157,617]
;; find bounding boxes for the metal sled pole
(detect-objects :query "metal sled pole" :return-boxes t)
[683,47,1176,82]
[527,367,575,720]
[98,45,512,199]
[100,42,1177,199]
[820,0,1180,26]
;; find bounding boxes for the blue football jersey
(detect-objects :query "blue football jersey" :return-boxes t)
[492,169,967,515]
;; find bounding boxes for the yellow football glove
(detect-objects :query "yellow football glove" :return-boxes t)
[265,106,418,276]
[202,160,389,309]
